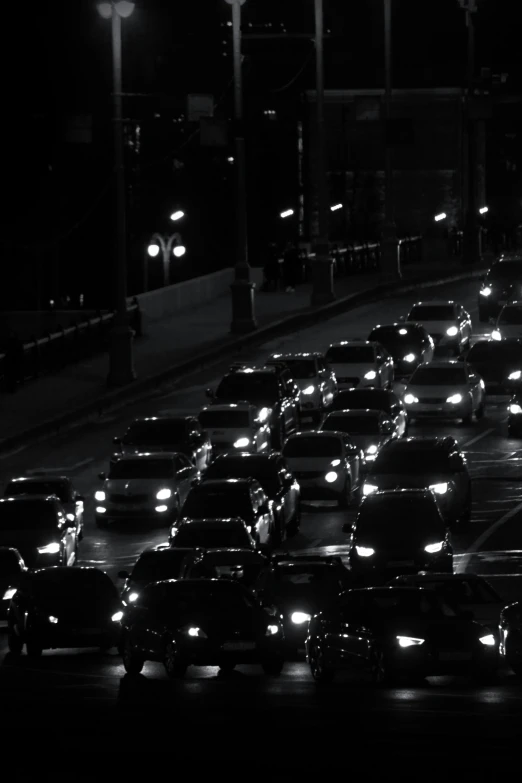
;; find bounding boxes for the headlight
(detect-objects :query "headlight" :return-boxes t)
[404,394,418,404]
[186,626,207,638]
[364,370,377,380]
[446,326,459,337]
[234,437,250,448]
[3,588,16,601]
[302,385,315,395]
[37,543,60,554]
[510,403,522,415]
[95,490,106,501]
[155,505,168,512]
[325,471,338,483]
[266,624,280,636]
[355,546,375,557]
[112,611,123,623]
[96,507,106,514]
[363,483,378,496]
[366,445,378,455]
[404,353,415,363]
[66,513,75,522]
[508,371,522,380]
[397,636,424,648]
[330,459,341,467]
[492,330,501,341]
[48,616,59,624]
[446,393,462,404]
[258,407,270,422]
[480,287,492,297]
[128,592,139,603]
[291,611,311,625]
[425,541,443,553]
[430,482,448,495]
[156,488,172,500]
[479,634,496,646]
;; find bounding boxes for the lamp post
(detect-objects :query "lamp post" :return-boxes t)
[97,0,136,386]
[310,0,335,306]
[381,0,400,278]
[147,233,185,288]
[460,0,481,265]
[225,0,256,333]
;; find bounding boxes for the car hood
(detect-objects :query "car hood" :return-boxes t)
[171,611,261,639]
[104,478,174,494]
[406,383,470,397]
[33,598,119,626]
[330,362,374,378]
[205,427,252,443]
[418,320,457,335]
[283,456,341,471]
[466,359,516,382]
[382,617,480,644]
[121,442,185,454]
[349,434,388,451]
[367,472,455,491]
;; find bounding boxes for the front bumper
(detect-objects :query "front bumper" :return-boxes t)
[95,504,176,523]
[28,622,120,649]
[296,473,346,500]
[384,641,498,677]
[350,552,452,582]
[406,400,472,419]
[175,636,284,665]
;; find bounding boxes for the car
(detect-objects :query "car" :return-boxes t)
[507,391,522,436]
[206,366,299,448]
[403,360,485,423]
[169,518,257,550]
[499,601,522,676]
[112,416,212,472]
[7,567,122,657]
[197,403,271,457]
[306,586,499,684]
[179,548,268,588]
[389,573,505,638]
[491,302,522,342]
[4,475,85,540]
[201,452,301,538]
[348,489,453,580]
[95,452,199,528]
[282,431,363,508]
[465,338,522,395]
[478,256,522,322]
[368,322,434,378]
[320,409,399,465]
[120,578,285,678]
[326,388,408,437]
[266,352,337,423]
[177,478,276,547]
[118,546,197,606]
[0,547,27,621]
[252,554,352,653]
[405,300,472,355]
[0,496,79,568]
[362,437,472,529]
[324,340,394,390]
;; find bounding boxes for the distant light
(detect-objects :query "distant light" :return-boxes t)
[173,245,186,257]
[479,206,488,214]
[280,209,294,218]
[330,203,343,211]
[147,244,160,257]
[97,2,112,18]
[227,21,232,26]
[434,213,447,222]
[170,210,184,221]
[227,156,234,163]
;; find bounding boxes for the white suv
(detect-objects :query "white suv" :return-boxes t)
[198,403,271,457]
[324,340,394,390]
[406,300,472,355]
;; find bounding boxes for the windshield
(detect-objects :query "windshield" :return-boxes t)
[369,327,423,352]
[108,459,173,480]
[191,560,264,586]
[32,570,116,601]
[411,366,467,385]
[499,307,522,325]
[412,579,501,606]
[357,500,444,543]
[409,305,455,321]
[283,436,342,458]
[0,550,21,576]
[331,390,392,413]
[274,565,345,596]
[323,415,380,434]
[325,345,374,363]
[0,501,58,530]
[369,591,457,618]
[159,581,257,613]
[123,420,186,445]
[488,261,522,280]
[373,449,450,474]
[199,410,251,429]
[131,551,190,583]
[4,480,73,503]
[215,374,278,404]
[174,526,251,549]
[468,342,522,362]
[276,359,316,379]
[182,486,253,520]
[205,459,279,495]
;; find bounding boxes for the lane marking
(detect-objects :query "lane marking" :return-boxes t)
[457,499,522,573]
[461,428,495,449]
[25,458,94,474]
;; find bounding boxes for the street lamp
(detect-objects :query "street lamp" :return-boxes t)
[281,209,294,219]
[97,0,136,386]
[381,0,400,278]
[170,210,184,222]
[147,232,184,287]
[224,0,257,334]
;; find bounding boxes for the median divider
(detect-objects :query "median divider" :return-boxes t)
[0,265,485,455]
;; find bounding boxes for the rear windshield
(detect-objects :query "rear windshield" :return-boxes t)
[174,526,251,549]
[368,591,457,618]
[204,459,279,495]
[131,551,191,582]
[409,305,455,320]
[411,579,501,606]
[0,501,58,530]
[322,415,380,434]
[498,307,522,325]
[325,345,374,363]
[4,480,73,503]
[123,420,186,445]
[32,570,116,600]
[357,498,444,542]
[273,565,345,596]
[330,390,392,413]
[411,366,467,385]
[283,436,342,458]
[468,342,522,362]
[156,581,257,613]
[273,359,317,379]
[215,374,279,404]
[488,261,522,280]
[199,410,251,429]
[182,486,252,520]
[109,459,173,480]
[373,449,451,474]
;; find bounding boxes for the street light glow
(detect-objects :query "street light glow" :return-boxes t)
[173,245,186,257]
[280,209,294,218]
[97,1,135,18]
[479,206,488,214]
[147,244,160,257]
[434,212,447,222]
[170,210,184,221]
[227,156,234,163]
[330,203,343,211]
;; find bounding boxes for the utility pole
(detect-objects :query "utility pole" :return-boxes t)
[461,0,481,265]
[380,0,400,278]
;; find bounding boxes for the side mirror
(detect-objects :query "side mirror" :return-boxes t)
[113,437,121,445]
[98,472,106,481]
[118,570,130,579]
[205,388,214,399]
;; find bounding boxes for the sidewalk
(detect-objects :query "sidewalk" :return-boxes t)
[0,259,487,450]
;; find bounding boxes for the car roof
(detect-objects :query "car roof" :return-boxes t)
[225,366,278,376]
[0,495,59,505]
[285,430,345,440]
[268,352,323,360]
[200,403,254,412]
[413,359,462,370]
[326,409,384,418]
[337,388,391,396]
[115,452,177,461]
[410,300,456,307]
[395,572,483,583]
[365,488,435,500]
[129,416,194,424]
[327,340,375,347]
[348,586,425,597]
[192,478,257,489]
[30,566,108,579]
[179,518,246,527]
[470,337,522,348]
[271,553,344,567]
[191,548,266,563]
[212,451,281,463]
[371,322,423,329]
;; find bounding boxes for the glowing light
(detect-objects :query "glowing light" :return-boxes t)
[37,543,60,554]
[491,330,501,341]
[330,459,341,467]
[355,546,375,557]
[509,403,522,414]
[366,445,378,454]
[330,203,343,211]
[425,541,443,553]
[266,624,279,636]
[155,505,168,512]
[291,612,311,624]
[479,206,488,214]
[3,588,16,600]
[434,213,447,222]
[430,482,448,495]
[112,611,123,622]
[95,491,106,501]
[446,394,462,404]
[362,484,378,496]
[508,371,521,380]
[49,616,59,624]
[399,329,408,335]
[280,209,294,218]
[173,245,186,257]
[170,210,184,221]
[404,394,418,404]
[397,636,424,647]
[446,326,459,336]
[156,488,172,500]
[404,353,415,363]
[364,370,377,380]
[303,386,315,395]
[325,471,338,483]
[128,593,139,603]
[147,244,160,257]
[479,634,495,646]
[234,437,250,448]
[480,287,491,297]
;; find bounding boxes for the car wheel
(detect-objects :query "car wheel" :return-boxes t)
[122,635,144,675]
[7,621,23,656]
[338,479,352,509]
[475,401,485,420]
[506,635,522,677]
[309,640,334,683]
[262,657,284,676]
[26,638,43,658]
[287,507,301,537]
[164,640,187,679]
[370,646,392,685]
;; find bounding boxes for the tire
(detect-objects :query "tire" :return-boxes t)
[338,479,352,509]
[370,646,393,685]
[122,635,144,675]
[309,640,335,683]
[262,657,284,676]
[26,638,43,658]
[506,635,522,677]
[7,621,23,656]
[475,401,485,420]
[164,640,187,679]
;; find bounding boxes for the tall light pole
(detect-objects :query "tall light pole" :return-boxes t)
[225,0,256,334]
[310,0,335,305]
[381,0,400,278]
[460,0,481,265]
[97,0,136,386]
[147,233,185,288]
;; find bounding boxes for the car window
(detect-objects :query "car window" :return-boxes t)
[175,455,192,471]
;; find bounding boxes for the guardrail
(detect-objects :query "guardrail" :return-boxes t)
[0,303,142,393]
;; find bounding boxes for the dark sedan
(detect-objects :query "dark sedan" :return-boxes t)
[464,339,522,395]
[120,578,285,678]
[118,545,197,606]
[368,323,434,377]
[326,388,408,438]
[306,587,498,684]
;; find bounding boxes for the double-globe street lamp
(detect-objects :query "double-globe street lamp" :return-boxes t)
[97,0,136,386]
[147,234,186,289]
